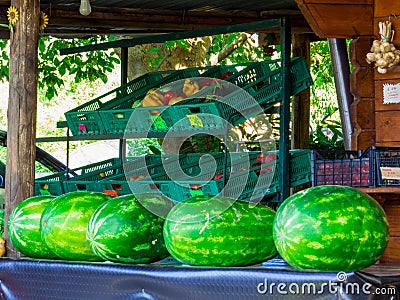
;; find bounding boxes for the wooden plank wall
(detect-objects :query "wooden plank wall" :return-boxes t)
[374,1,400,147]
[381,199,400,263]
[373,1,400,264]
[350,37,376,150]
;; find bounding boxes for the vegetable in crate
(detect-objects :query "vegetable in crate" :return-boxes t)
[8,195,59,259]
[182,79,200,97]
[142,87,185,108]
[163,195,278,266]
[0,238,4,257]
[87,193,174,263]
[273,185,389,271]
[142,88,164,114]
[41,191,112,261]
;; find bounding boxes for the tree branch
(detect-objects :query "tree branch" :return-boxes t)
[208,33,249,65]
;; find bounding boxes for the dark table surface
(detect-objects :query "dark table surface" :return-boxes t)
[0,257,399,300]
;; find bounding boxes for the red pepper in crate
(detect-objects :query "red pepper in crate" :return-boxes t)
[220,71,234,79]
[163,91,180,105]
[78,123,87,133]
[200,78,214,87]
[214,173,224,180]
[103,190,118,197]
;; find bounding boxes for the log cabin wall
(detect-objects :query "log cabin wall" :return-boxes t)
[374,1,400,147]
[350,1,400,149]
[373,1,400,264]
[350,37,376,150]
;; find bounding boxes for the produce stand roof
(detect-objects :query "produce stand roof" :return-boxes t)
[0,0,314,38]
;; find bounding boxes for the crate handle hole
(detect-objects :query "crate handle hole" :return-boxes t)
[188,107,201,114]
[111,184,122,190]
[77,114,88,121]
[150,184,158,190]
[76,184,87,190]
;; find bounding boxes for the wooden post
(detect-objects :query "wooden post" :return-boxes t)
[291,34,311,150]
[4,0,40,258]
[279,17,292,201]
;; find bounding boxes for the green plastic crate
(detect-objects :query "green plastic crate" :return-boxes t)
[62,158,123,192]
[131,150,311,202]
[33,158,121,196]
[97,66,225,135]
[97,153,225,196]
[96,63,259,136]
[131,180,220,202]
[180,56,311,127]
[66,155,165,195]
[64,71,178,136]
[34,172,71,196]
[100,57,312,137]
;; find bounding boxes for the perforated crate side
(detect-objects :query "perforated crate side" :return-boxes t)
[78,158,121,175]
[289,149,312,186]
[311,147,375,187]
[375,147,400,186]
[290,56,314,95]
[63,158,124,193]
[101,69,204,112]
[129,151,309,202]
[64,72,167,136]
[62,181,100,193]
[65,110,106,136]
[34,172,67,196]
[129,180,220,202]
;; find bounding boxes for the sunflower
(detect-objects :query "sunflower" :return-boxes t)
[40,11,49,31]
[7,6,18,26]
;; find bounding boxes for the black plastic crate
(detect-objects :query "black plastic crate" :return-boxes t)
[311,147,375,187]
[375,147,400,186]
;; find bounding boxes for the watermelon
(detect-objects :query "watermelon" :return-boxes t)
[273,185,389,271]
[163,195,278,267]
[8,195,58,259]
[87,193,174,263]
[41,191,112,261]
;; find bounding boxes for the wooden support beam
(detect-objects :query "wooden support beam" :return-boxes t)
[0,4,313,38]
[60,19,281,55]
[4,0,40,258]
[291,33,311,150]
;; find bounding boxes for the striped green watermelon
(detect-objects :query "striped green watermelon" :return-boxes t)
[163,195,278,267]
[8,195,58,259]
[41,191,112,261]
[87,193,174,263]
[273,185,389,271]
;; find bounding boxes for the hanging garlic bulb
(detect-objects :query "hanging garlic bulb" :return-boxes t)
[366,20,400,73]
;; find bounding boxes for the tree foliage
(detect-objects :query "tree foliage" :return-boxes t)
[309,40,343,150]
[0,36,120,103]
[0,33,343,157]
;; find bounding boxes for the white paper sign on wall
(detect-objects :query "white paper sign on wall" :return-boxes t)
[383,83,400,104]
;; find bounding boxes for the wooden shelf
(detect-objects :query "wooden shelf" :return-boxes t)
[356,187,400,194]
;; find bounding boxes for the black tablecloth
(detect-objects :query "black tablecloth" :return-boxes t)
[0,257,399,299]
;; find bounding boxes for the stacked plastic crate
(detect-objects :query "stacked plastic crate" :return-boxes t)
[36,57,314,203]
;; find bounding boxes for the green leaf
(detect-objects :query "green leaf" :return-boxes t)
[147,47,162,53]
